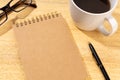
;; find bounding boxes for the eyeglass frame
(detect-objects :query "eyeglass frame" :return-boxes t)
[0,0,37,25]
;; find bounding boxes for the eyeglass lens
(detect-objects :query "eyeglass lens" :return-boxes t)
[0,10,7,25]
[10,0,32,12]
[0,0,32,25]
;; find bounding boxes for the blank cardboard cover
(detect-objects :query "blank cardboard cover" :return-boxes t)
[13,12,88,80]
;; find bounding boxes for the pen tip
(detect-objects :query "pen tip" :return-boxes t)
[88,42,94,49]
[88,42,92,46]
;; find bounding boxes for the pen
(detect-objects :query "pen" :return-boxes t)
[89,43,110,80]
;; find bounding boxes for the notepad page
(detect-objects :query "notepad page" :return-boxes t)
[13,12,89,80]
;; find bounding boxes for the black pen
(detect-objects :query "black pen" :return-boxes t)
[89,43,110,80]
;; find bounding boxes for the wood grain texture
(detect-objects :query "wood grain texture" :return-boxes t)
[0,0,120,80]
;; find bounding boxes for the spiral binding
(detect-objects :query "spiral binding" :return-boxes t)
[15,12,61,27]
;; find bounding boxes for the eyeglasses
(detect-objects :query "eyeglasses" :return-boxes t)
[0,0,37,26]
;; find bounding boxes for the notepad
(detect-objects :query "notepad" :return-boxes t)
[13,12,89,80]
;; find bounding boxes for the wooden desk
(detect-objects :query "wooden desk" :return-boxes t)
[0,0,120,80]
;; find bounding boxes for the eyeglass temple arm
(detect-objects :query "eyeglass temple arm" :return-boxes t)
[11,0,37,9]
[24,3,37,8]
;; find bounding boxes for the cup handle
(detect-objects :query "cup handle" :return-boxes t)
[97,15,118,36]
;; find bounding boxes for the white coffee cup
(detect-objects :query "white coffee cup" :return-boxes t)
[70,0,118,36]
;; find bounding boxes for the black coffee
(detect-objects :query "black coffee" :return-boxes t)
[74,0,110,13]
